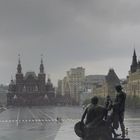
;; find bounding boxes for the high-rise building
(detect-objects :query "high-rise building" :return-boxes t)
[56,80,63,97]
[66,67,85,104]
[57,67,85,105]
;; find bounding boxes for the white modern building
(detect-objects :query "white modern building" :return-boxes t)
[57,67,85,104]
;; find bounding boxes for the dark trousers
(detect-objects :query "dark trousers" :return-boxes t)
[119,112,125,137]
[108,111,125,137]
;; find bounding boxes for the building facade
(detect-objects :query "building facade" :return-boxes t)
[93,69,120,98]
[56,67,85,105]
[56,68,120,104]
[0,85,8,105]
[84,75,105,90]
[66,67,85,104]
[126,49,140,97]
[7,58,55,106]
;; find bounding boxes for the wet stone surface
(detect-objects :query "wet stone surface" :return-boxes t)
[0,106,138,140]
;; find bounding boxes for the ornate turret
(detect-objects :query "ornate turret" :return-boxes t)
[40,57,44,73]
[7,55,55,106]
[9,78,15,92]
[46,77,55,101]
[131,49,138,73]
[38,56,46,92]
[17,55,22,74]
[16,55,24,91]
[46,78,53,89]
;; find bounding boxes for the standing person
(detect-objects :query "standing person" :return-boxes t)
[114,85,126,138]
[105,95,112,110]
[105,95,112,120]
[105,95,121,138]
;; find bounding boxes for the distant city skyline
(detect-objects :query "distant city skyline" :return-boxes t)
[0,52,133,86]
[0,0,140,86]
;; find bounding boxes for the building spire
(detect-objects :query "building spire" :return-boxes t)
[18,54,21,64]
[41,54,43,64]
[40,54,44,73]
[132,49,137,64]
[17,54,22,73]
[131,49,137,73]
[134,48,136,56]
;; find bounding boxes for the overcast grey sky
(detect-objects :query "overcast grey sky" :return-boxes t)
[0,0,140,85]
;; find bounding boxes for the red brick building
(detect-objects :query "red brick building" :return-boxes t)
[7,58,55,106]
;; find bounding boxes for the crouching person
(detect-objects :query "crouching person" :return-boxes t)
[80,96,108,139]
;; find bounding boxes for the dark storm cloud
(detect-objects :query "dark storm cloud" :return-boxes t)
[0,0,140,85]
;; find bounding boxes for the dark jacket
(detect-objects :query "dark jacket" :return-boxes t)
[81,104,106,125]
[114,91,126,113]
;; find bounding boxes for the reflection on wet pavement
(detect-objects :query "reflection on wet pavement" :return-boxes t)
[0,107,139,140]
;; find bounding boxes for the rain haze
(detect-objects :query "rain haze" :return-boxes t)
[0,0,140,85]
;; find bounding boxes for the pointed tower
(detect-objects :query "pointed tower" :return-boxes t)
[130,49,138,73]
[40,57,44,73]
[46,77,53,90]
[17,55,22,74]
[105,68,120,97]
[16,55,24,92]
[46,76,55,101]
[106,68,120,85]
[38,56,46,93]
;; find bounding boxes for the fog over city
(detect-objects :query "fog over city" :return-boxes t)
[0,0,140,85]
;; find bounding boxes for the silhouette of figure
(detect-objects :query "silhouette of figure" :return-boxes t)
[113,85,126,138]
[79,96,112,140]
[105,95,112,120]
[104,95,122,138]
[81,96,106,127]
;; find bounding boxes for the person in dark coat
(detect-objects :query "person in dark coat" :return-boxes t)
[81,96,106,126]
[105,95,112,120]
[105,95,121,138]
[114,85,126,138]
[80,96,110,139]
